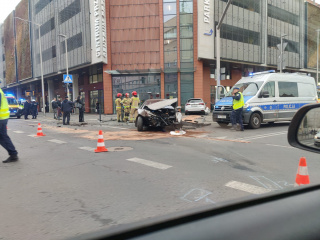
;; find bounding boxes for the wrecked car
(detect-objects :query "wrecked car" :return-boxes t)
[135,98,182,131]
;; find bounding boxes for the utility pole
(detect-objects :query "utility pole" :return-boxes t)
[58,34,70,100]
[215,0,233,103]
[316,29,320,87]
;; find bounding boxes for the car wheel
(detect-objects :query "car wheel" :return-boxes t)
[17,115,21,119]
[217,122,229,128]
[249,112,261,129]
[185,112,189,115]
[137,116,144,131]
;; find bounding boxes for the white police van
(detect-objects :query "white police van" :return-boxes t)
[212,71,318,129]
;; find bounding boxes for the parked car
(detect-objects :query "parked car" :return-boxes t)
[314,131,320,146]
[135,98,182,131]
[185,98,209,115]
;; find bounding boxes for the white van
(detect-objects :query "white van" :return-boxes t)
[212,71,318,129]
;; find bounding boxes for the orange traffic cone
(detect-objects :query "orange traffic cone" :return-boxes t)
[35,123,46,137]
[295,157,310,186]
[94,130,108,153]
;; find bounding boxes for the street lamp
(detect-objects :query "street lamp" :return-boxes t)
[15,17,46,116]
[58,34,70,100]
[280,34,287,73]
[316,29,320,87]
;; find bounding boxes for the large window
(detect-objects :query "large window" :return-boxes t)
[90,90,104,113]
[112,74,161,111]
[165,73,178,99]
[180,1,193,71]
[279,82,298,97]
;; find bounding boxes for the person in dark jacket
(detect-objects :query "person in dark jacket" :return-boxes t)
[75,96,85,122]
[31,99,38,119]
[51,98,58,119]
[24,99,31,120]
[57,98,62,120]
[61,96,73,125]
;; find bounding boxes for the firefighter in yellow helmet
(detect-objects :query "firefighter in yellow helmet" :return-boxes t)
[0,88,19,163]
[130,91,140,123]
[121,93,131,122]
[115,93,123,122]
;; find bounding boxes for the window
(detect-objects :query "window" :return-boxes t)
[279,82,298,97]
[60,33,83,54]
[268,35,299,54]
[268,4,299,26]
[262,82,275,97]
[59,0,81,25]
[37,46,56,63]
[89,74,103,84]
[38,18,55,38]
[35,0,52,14]
[221,0,260,13]
[220,23,260,46]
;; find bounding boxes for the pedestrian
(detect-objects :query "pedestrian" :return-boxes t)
[231,87,245,131]
[0,88,18,163]
[121,93,131,122]
[75,96,85,122]
[31,99,38,119]
[24,99,31,120]
[51,97,58,119]
[95,101,100,114]
[57,98,62,120]
[61,96,73,125]
[129,91,140,123]
[115,93,123,122]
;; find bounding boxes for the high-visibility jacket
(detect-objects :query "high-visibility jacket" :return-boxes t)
[131,97,140,109]
[115,98,122,109]
[121,98,131,108]
[0,88,10,120]
[232,92,244,110]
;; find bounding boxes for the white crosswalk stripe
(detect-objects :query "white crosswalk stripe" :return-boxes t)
[13,131,25,134]
[127,157,172,170]
[78,146,96,152]
[225,181,272,194]
[237,131,287,141]
[48,139,67,144]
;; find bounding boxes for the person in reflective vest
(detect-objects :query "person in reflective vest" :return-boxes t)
[231,87,244,131]
[130,91,140,123]
[121,93,131,122]
[115,93,123,122]
[0,88,19,163]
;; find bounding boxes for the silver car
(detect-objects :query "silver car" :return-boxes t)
[185,98,207,115]
[314,131,320,146]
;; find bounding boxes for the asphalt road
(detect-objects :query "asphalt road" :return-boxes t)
[1,115,320,240]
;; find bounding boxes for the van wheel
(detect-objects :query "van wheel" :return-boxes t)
[137,116,144,131]
[217,122,229,128]
[249,113,261,129]
[17,115,21,119]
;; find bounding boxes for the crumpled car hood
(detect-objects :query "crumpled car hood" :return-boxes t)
[146,98,177,110]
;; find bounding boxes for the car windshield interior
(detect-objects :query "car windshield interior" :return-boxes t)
[189,99,203,103]
[7,98,18,105]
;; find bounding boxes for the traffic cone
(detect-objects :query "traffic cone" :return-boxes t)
[94,130,108,153]
[295,157,310,186]
[35,123,46,137]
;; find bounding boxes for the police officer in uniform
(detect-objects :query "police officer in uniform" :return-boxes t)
[121,93,131,122]
[24,99,31,119]
[115,93,123,122]
[231,87,245,131]
[61,96,73,125]
[129,91,140,123]
[0,88,18,163]
[31,99,38,119]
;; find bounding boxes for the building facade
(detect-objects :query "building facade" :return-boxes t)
[0,0,318,114]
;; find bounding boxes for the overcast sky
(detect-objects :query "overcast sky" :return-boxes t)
[1,0,320,24]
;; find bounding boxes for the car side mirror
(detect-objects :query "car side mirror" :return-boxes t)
[260,91,269,98]
[288,103,320,154]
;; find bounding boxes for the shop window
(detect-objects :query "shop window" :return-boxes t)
[89,73,103,84]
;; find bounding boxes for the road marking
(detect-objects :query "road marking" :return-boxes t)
[79,146,96,152]
[126,157,172,170]
[249,176,283,190]
[13,131,24,134]
[106,126,128,130]
[181,189,215,204]
[28,134,37,138]
[237,131,287,141]
[48,139,67,144]
[215,136,227,139]
[266,144,294,149]
[225,181,272,195]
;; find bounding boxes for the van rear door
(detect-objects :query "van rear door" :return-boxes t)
[277,81,301,120]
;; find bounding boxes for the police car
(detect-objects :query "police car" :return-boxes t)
[213,71,318,129]
[5,94,23,118]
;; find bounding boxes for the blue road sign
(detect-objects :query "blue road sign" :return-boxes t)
[63,74,73,83]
